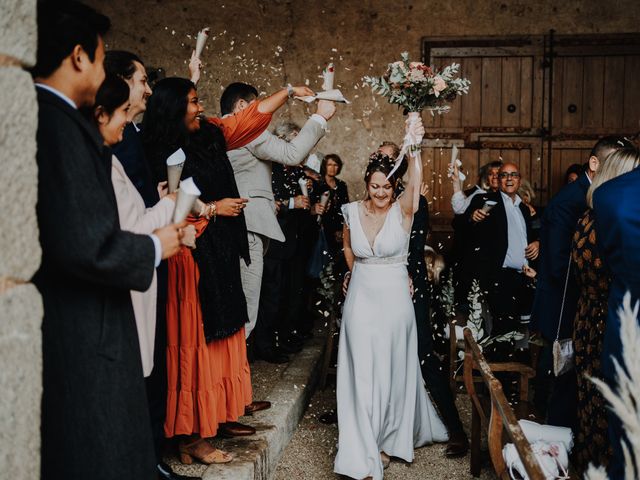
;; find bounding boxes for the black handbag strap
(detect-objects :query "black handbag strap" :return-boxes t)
[555,254,573,342]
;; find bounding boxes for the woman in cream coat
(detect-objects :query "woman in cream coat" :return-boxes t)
[91,74,195,376]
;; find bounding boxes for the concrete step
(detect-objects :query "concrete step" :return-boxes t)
[166,332,326,480]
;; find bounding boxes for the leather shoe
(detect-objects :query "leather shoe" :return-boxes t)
[244,400,271,415]
[218,421,256,437]
[255,347,289,364]
[445,430,469,458]
[318,410,338,424]
[157,462,202,480]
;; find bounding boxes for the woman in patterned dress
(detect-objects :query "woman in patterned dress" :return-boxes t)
[571,146,640,474]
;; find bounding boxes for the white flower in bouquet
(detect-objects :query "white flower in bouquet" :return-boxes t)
[364,51,471,115]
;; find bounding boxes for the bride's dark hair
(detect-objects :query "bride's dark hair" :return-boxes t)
[364,152,399,186]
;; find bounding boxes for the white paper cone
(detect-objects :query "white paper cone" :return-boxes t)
[173,177,201,223]
[195,27,210,59]
[319,190,330,207]
[166,148,186,193]
[191,198,206,216]
[298,178,309,197]
[322,63,334,91]
[295,89,350,104]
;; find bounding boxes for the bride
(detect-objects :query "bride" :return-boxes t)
[334,116,448,480]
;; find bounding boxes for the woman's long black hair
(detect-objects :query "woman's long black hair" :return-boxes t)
[142,77,194,182]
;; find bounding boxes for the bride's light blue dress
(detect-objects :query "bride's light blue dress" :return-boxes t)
[334,201,448,480]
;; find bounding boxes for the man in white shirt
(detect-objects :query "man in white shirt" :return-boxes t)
[467,163,539,334]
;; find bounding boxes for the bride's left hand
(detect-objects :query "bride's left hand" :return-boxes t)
[408,276,414,297]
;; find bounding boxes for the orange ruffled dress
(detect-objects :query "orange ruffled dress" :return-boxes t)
[164,217,252,438]
[164,100,272,439]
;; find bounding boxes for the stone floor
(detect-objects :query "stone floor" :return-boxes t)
[163,325,496,479]
[274,386,496,480]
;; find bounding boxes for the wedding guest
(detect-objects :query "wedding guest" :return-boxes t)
[571,147,640,475]
[593,147,640,480]
[105,51,155,204]
[451,160,502,215]
[316,154,350,257]
[143,78,267,463]
[255,122,310,363]
[564,163,583,185]
[408,181,469,458]
[32,3,183,479]
[450,160,502,307]
[530,136,632,426]
[466,163,538,334]
[86,74,194,376]
[222,82,336,339]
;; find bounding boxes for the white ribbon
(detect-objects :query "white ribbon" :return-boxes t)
[386,111,422,180]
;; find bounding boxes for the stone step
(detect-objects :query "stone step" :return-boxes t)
[167,332,326,480]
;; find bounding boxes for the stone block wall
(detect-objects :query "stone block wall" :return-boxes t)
[88,0,640,198]
[0,0,42,478]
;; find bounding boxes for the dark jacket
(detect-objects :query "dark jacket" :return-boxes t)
[33,88,156,480]
[530,172,590,341]
[465,191,533,285]
[112,122,159,207]
[594,168,640,378]
[267,164,306,260]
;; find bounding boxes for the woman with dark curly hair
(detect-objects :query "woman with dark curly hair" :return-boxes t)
[142,77,270,465]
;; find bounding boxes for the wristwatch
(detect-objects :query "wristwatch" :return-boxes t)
[287,84,294,98]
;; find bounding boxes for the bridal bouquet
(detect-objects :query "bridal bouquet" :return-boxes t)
[364,52,471,114]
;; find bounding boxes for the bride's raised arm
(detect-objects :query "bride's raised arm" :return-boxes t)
[398,114,425,217]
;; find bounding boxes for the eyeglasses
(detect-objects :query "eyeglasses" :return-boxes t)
[499,172,521,179]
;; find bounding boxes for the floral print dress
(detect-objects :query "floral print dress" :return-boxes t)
[571,209,612,474]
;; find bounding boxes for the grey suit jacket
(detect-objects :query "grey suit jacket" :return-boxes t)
[227,117,325,241]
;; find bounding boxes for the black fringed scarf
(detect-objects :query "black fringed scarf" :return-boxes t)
[150,122,251,341]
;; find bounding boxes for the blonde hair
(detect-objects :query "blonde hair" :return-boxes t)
[518,179,536,205]
[586,147,640,208]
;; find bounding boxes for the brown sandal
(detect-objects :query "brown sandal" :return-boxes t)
[178,438,233,465]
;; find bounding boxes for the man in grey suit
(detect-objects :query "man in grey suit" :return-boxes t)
[221,82,336,338]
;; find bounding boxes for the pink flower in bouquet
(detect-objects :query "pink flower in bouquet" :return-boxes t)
[432,76,447,97]
[409,68,426,82]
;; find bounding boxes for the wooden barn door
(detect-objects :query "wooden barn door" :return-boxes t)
[421,34,640,251]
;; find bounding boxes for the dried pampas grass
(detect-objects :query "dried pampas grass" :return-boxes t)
[585,292,640,480]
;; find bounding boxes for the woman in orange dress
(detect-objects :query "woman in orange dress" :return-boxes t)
[142,77,271,464]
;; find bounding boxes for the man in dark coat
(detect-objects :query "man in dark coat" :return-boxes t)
[594,164,640,480]
[409,193,469,457]
[529,136,631,427]
[255,163,309,362]
[31,3,182,479]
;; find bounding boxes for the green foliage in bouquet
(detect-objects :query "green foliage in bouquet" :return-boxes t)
[364,52,471,114]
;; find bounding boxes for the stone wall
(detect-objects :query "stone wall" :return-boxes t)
[88,0,640,200]
[0,0,42,478]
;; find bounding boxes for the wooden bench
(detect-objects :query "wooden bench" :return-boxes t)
[463,328,545,479]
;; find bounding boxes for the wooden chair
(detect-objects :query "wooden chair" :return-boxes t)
[463,328,544,479]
